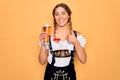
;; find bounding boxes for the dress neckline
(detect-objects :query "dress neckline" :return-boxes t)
[51,37,68,43]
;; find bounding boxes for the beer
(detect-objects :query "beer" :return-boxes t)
[42,24,51,43]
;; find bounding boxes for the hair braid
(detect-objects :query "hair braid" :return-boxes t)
[52,3,73,37]
[53,18,57,38]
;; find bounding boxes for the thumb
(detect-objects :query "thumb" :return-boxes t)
[70,29,72,35]
[67,35,69,41]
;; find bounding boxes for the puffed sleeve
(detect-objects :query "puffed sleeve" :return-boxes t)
[77,34,86,47]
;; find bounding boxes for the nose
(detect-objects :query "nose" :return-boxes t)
[59,14,63,19]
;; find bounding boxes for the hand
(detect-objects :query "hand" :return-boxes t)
[39,32,47,41]
[67,31,78,44]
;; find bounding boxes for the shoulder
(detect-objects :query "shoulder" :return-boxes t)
[73,30,86,39]
[77,31,81,36]
[73,30,81,36]
[73,31,86,47]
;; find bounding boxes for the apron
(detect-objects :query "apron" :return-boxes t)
[44,31,77,80]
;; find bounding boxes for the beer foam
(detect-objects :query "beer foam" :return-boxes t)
[43,24,51,27]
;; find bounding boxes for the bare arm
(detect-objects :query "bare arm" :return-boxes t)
[74,40,87,64]
[38,32,49,65]
[68,31,87,64]
[38,45,48,65]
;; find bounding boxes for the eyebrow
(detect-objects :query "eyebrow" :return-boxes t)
[55,11,67,13]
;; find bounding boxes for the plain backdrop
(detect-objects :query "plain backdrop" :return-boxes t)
[0,0,120,80]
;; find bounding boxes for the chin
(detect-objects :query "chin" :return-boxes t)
[59,24,65,27]
[58,23,68,27]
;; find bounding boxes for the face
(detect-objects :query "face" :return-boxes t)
[54,7,70,27]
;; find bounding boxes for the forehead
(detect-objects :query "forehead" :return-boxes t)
[55,7,66,13]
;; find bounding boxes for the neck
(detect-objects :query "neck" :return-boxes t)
[53,23,72,38]
[56,23,69,31]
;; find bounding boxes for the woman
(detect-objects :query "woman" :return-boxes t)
[39,3,87,80]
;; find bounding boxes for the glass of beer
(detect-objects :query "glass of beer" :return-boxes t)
[42,24,51,43]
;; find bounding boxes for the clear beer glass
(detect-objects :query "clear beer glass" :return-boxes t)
[41,24,51,49]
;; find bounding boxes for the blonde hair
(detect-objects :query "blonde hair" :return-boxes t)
[52,3,72,37]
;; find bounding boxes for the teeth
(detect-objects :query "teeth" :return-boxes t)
[60,19,64,23]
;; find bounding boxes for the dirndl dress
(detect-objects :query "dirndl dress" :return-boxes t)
[44,49,76,80]
[44,31,86,80]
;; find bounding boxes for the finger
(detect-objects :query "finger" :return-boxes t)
[71,30,74,35]
[71,31,76,37]
[39,33,47,40]
[41,32,47,34]
[67,35,69,42]
[70,30,72,35]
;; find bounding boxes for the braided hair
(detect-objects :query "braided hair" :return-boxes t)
[52,3,72,37]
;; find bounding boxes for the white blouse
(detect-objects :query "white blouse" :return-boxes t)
[48,34,86,67]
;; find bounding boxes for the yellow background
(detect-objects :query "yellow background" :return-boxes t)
[0,0,120,80]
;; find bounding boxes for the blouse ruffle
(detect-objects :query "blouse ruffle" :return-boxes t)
[47,34,86,66]
[50,34,86,51]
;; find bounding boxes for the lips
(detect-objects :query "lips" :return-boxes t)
[56,17,68,26]
[59,19,64,23]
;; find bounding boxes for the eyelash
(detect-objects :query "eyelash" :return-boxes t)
[62,13,66,15]
[55,12,66,16]
[55,14,59,16]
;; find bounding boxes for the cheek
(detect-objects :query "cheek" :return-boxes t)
[65,15,70,19]
[54,16,59,21]
[65,16,70,21]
